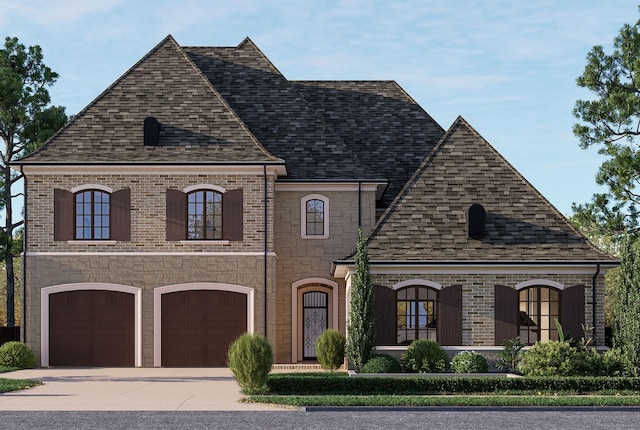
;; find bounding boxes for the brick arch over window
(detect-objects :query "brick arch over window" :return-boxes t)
[54,186,130,241]
[375,280,461,346]
[494,280,585,345]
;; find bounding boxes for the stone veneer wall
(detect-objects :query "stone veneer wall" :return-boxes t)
[272,188,376,363]
[25,254,276,367]
[371,271,606,346]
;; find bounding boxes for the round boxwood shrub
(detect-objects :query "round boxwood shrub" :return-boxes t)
[227,333,273,394]
[360,353,402,373]
[0,341,36,369]
[315,329,346,372]
[518,341,585,376]
[401,339,448,373]
[450,350,489,373]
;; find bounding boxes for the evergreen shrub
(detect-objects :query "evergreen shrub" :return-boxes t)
[360,354,402,373]
[450,351,488,373]
[401,340,448,373]
[315,329,346,372]
[0,341,35,369]
[227,333,273,394]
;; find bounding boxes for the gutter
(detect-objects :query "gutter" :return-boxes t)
[263,164,268,337]
[21,165,27,342]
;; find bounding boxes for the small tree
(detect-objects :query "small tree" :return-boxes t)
[346,228,375,371]
[613,235,640,376]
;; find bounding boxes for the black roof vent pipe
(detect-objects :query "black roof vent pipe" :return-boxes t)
[143,116,161,146]
[466,203,486,239]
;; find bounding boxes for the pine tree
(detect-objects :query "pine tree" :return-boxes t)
[613,235,640,376]
[346,228,376,371]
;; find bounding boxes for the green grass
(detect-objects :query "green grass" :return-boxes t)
[0,366,19,373]
[247,394,640,407]
[0,378,40,394]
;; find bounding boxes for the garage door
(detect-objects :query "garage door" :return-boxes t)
[49,290,135,366]
[161,290,247,366]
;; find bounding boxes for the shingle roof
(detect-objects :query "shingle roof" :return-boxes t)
[365,117,615,262]
[19,36,282,164]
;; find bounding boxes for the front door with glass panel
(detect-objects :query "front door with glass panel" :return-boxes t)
[302,291,328,359]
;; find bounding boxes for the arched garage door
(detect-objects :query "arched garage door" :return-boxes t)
[49,290,135,366]
[161,290,247,366]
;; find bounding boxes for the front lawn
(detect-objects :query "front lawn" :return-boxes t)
[245,373,640,407]
[0,378,40,394]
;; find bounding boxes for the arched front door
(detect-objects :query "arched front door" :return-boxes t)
[302,291,328,359]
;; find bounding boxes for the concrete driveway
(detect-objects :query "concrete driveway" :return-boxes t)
[0,368,285,411]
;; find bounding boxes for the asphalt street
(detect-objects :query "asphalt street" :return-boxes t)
[1,410,640,429]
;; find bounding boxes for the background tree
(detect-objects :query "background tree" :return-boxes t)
[346,228,376,371]
[613,235,640,376]
[0,37,67,326]
[572,10,640,237]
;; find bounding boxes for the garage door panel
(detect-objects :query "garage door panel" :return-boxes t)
[161,290,247,367]
[49,290,135,367]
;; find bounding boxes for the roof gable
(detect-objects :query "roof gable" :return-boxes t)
[366,117,613,261]
[21,35,281,164]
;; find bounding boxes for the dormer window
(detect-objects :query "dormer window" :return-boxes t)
[301,194,329,239]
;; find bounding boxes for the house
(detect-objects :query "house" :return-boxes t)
[14,35,617,367]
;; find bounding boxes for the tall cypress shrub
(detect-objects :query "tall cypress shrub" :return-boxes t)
[613,234,640,376]
[346,228,376,371]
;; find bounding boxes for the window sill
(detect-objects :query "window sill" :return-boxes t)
[301,235,329,240]
[67,240,117,245]
[179,240,230,245]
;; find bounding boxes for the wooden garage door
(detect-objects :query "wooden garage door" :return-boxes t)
[161,290,247,367]
[49,290,135,366]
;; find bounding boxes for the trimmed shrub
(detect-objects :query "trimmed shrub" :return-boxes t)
[401,340,448,373]
[227,333,273,394]
[315,329,346,372]
[519,341,585,376]
[0,342,35,369]
[450,351,488,373]
[600,348,626,376]
[360,354,402,373]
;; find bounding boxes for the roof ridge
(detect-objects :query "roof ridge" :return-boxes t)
[20,34,180,161]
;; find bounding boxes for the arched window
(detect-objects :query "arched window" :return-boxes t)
[75,190,110,240]
[301,194,329,238]
[519,286,560,344]
[396,286,438,344]
[187,190,222,240]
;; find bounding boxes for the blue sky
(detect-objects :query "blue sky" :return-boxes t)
[1,0,637,215]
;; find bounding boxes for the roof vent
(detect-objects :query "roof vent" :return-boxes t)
[143,116,161,146]
[466,203,486,239]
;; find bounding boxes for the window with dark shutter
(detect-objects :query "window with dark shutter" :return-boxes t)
[561,285,585,340]
[396,286,439,345]
[111,188,131,241]
[439,284,462,346]
[494,284,518,345]
[374,285,397,345]
[54,189,74,241]
[166,187,243,241]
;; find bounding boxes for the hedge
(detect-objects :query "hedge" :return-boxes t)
[265,373,640,395]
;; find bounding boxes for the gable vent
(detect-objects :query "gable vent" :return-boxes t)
[143,116,161,146]
[466,203,486,239]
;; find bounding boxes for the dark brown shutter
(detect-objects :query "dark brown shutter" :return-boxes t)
[494,284,518,345]
[223,188,243,241]
[374,285,397,345]
[111,188,131,241]
[561,285,585,340]
[439,284,462,346]
[166,189,186,241]
[54,189,74,241]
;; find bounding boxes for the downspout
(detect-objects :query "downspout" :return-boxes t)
[357,182,362,228]
[264,164,268,337]
[592,263,600,345]
[21,165,27,342]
